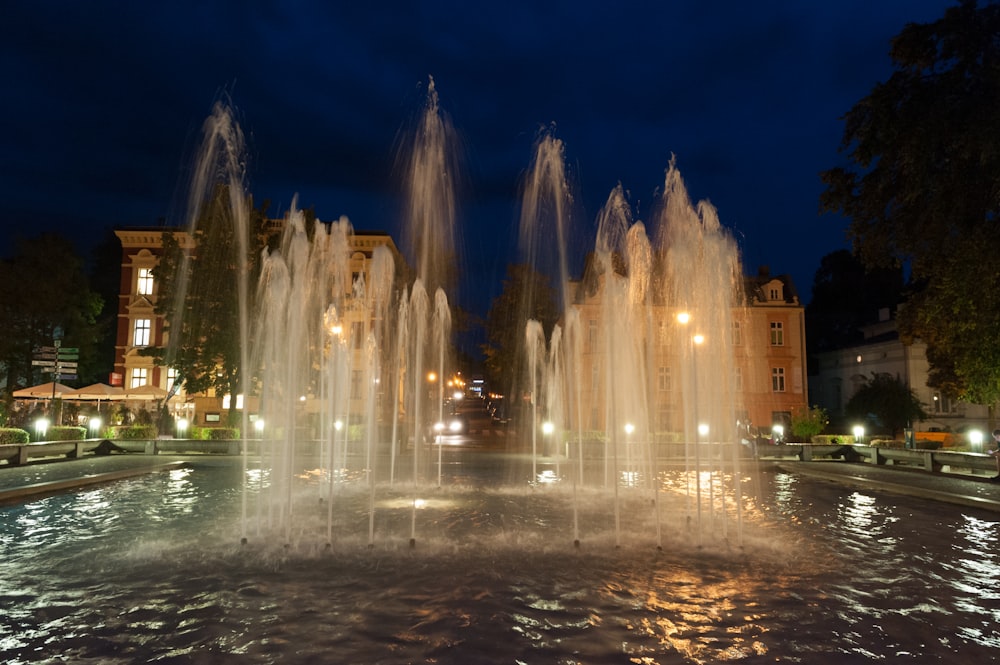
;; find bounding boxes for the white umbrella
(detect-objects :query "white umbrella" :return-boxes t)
[12,382,76,399]
[123,384,168,400]
[64,383,126,414]
[64,383,126,401]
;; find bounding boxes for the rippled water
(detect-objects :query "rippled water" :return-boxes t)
[1,460,998,664]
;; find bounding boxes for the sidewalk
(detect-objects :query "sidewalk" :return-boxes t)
[768,459,1000,513]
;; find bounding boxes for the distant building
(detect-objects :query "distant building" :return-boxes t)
[114,224,403,428]
[567,263,808,440]
[808,307,989,435]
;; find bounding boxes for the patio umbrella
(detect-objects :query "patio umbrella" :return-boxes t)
[123,384,169,400]
[12,382,76,399]
[64,383,126,401]
[64,383,126,413]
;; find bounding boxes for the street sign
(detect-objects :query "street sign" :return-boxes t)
[58,362,78,369]
[36,346,58,353]
[58,348,80,354]
[31,360,56,367]
[57,374,78,380]
[58,354,79,361]
[35,353,57,360]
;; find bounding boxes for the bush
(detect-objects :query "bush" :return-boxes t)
[107,424,158,440]
[0,428,29,444]
[46,426,86,442]
[192,427,239,440]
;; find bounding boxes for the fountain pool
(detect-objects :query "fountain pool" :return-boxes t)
[1,456,998,664]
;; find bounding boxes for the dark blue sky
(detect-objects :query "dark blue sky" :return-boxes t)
[1,1,957,313]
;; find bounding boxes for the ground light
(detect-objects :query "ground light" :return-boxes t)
[772,424,784,444]
[177,418,189,438]
[88,417,102,438]
[253,419,264,438]
[969,429,983,452]
[34,418,49,441]
[853,425,865,443]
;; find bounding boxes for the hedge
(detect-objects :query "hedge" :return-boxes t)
[0,428,30,444]
[107,424,159,440]
[45,426,87,442]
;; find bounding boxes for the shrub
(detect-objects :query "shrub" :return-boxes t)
[47,426,86,442]
[192,427,239,440]
[0,428,29,444]
[107,424,158,440]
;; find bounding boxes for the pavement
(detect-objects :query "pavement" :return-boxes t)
[763,459,1000,513]
[3,452,1000,513]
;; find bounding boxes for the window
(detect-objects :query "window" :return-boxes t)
[933,392,956,414]
[658,366,671,392]
[771,367,786,392]
[769,287,780,300]
[167,367,179,393]
[657,405,676,430]
[734,366,743,392]
[588,320,598,350]
[130,367,148,389]
[351,321,364,350]
[732,320,742,346]
[769,321,784,346]
[351,370,362,399]
[133,318,151,347]
[137,268,154,295]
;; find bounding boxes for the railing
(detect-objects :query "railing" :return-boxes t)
[756,443,998,476]
[0,438,243,466]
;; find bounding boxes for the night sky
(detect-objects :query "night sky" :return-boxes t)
[1,1,957,315]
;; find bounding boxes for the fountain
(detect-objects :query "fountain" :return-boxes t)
[3,80,998,662]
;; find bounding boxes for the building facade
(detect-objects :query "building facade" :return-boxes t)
[114,225,403,428]
[566,265,808,441]
[808,307,990,436]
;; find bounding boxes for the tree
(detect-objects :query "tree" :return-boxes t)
[0,233,103,402]
[805,250,903,355]
[790,405,829,442]
[145,187,274,422]
[844,373,928,439]
[481,264,559,396]
[820,1,1000,417]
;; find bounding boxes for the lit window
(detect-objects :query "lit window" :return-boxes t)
[222,394,245,409]
[137,268,154,295]
[133,318,151,346]
[769,321,784,346]
[771,367,786,392]
[130,368,148,389]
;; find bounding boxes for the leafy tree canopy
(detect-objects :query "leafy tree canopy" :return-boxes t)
[844,372,928,438]
[0,233,103,396]
[820,0,1000,407]
[805,249,904,354]
[481,263,559,395]
[146,187,274,409]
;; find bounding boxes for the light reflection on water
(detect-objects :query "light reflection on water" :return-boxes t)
[0,461,998,663]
